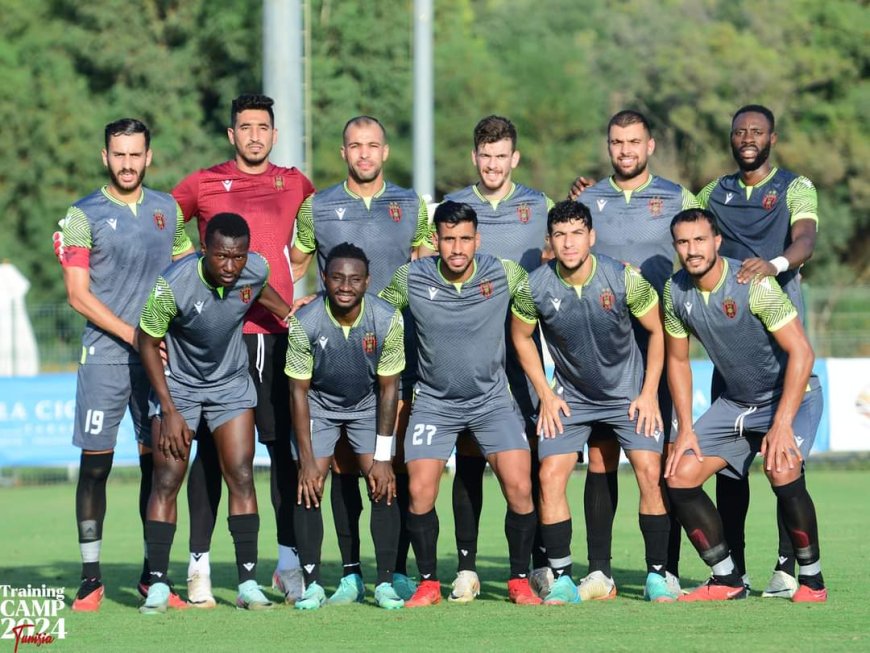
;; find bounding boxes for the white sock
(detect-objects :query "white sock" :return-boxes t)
[277,545,300,570]
[81,540,101,564]
[711,556,736,577]
[188,551,211,578]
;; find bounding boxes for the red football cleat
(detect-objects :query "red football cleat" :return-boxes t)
[138,582,189,610]
[72,583,104,612]
[792,584,827,603]
[679,579,747,602]
[508,578,543,605]
[404,580,442,607]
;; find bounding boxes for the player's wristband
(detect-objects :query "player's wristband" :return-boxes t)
[769,256,789,274]
[373,434,394,462]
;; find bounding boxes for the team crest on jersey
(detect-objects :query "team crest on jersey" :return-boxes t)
[388,202,402,222]
[722,297,738,319]
[153,209,166,230]
[647,196,664,217]
[274,175,284,190]
[479,279,494,298]
[762,189,778,209]
[362,332,377,354]
[517,203,531,223]
[599,288,615,311]
[239,285,253,304]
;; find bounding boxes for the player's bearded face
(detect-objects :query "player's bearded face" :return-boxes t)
[324,258,369,311]
[473,138,518,193]
[103,133,150,195]
[608,123,653,181]
[673,221,721,280]
[436,220,479,280]
[731,112,774,172]
[342,123,388,185]
[231,109,275,167]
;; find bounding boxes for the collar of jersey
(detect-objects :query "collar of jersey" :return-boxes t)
[436,258,478,291]
[342,180,387,201]
[555,255,598,292]
[607,174,653,202]
[472,182,516,209]
[197,257,227,298]
[101,185,145,208]
[325,296,366,331]
[694,258,729,304]
[737,167,778,191]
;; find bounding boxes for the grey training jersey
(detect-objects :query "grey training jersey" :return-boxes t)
[380,254,530,408]
[139,253,269,388]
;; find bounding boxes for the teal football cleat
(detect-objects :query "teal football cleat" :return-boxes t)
[139,582,170,615]
[644,573,678,603]
[374,582,404,609]
[236,580,274,610]
[543,575,580,605]
[392,573,417,601]
[295,581,327,610]
[327,574,365,605]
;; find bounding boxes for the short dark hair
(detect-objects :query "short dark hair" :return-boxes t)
[104,118,150,150]
[473,115,517,150]
[548,200,592,233]
[230,94,275,127]
[732,104,775,132]
[607,110,651,138]
[342,116,387,144]
[324,242,370,276]
[670,208,720,238]
[433,201,478,232]
[205,212,250,245]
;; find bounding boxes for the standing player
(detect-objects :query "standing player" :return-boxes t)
[663,208,826,603]
[380,201,541,607]
[512,201,676,604]
[289,116,432,603]
[568,110,698,599]
[61,118,193,611]
[441,115,554,601]
[287,243,406,611]
[172,94,315,606]
[697,105,819,598]
[137,213,290,613]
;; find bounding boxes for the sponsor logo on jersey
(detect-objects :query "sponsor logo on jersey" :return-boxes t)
[274,175,284,190]
[239,285,252,303]
[517,203,531,223]
[388,202,402,222]
[479,279,493,298]
[722,297,738,319]
[153,209,166,230]
[222,180,233,192]
[107,218,117,230]
[599,288,615,311]
[762,189,778,209]
[362,332,377,354]
[596,199,608,212]
[648,196,664,217]
[194,300,205,314]
[725,192,734,204]
[336,207,346,220]
[427,286,439,300]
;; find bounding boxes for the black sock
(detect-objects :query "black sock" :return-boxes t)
[144,520,176,584]
[530,454,548,569]
[585,471,617,577]
[228,513,259,584]
[541,519,572,580]
[668,485,738,583]
[505,509,537,580]
[453,454,486,572]
[187,427,221,554]
[407,509,439,581]
[267,440,297,549]
[667,509,682,578]
[715,473,749,576]
[294,502,323,585]
[331,472,363,577]
[370,497,400,585]
[639,513,670,576]
[774,502,797,576]
[138,453,153,583]
[394,472,411,575]
[76,451,113,580]
[772,476,821,572]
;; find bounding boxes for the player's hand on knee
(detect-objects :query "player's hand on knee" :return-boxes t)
[761,423,802,473]
[537,391,570,438]
[158,411,190,462]
[629,392,663,438]
[736,257,776,283]
[297,460,324,509]
[664,429,702,478]
[367,460,396,505]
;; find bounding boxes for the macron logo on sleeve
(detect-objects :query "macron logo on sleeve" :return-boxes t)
[194,300,204,314]
[428,287,439,300]
[596,199,607,212]
[107,218,118,230]
[222,180,233,192]
[335,208,346,220]
[725,192,734,204]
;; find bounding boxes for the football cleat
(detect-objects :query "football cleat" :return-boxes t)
[577,571,617,601]
[71,579,104,612]
[236,580,274,610]
[138,581,188,610]
[392,572,417,601]
[508,577,543,605]
[543,575,580,605]
[448,570,480,604]
[761,570,798,599]
[404,580,442,607]
[327,573,365,605]
[530,566,555,599]
[679,577,748,602]
[643,573,678,603]
[272,567,305,605]
[665,571,684,596]
[374,582,404,609]
[139,582,170,615]
[186,572,216,609]
[295,582,327,610]
[792,584,827,603]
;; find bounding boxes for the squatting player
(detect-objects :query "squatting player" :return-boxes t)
[172,94,315,605]
[61,118,193,611]
[380,201,541,607]
[286,243,406,611]
[289,116,433,603]
[137,213,292,613]
[512,200,676,604]
[442,115,554,601]
[663,208,826,603]
[568,110,699,599]
[698,104,819,598]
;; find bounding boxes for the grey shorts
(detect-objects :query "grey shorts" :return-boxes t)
[404,396,528,462]
[290,414,376,460]
[72,363,151,451]
[539,401,666,460]
[692,386,823,479]
[149,373,256,434]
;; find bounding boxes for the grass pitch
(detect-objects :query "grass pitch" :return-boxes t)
[1,468,868,652]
